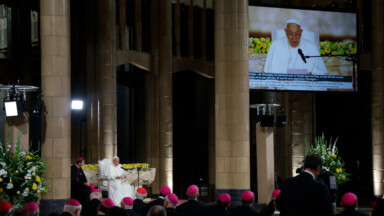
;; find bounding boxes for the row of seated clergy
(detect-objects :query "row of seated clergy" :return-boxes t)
[98,156,132,205]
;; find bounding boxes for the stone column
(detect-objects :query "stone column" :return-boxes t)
[214,0,250,204]
[290,93,313,176]
[158,0,174,190]
[40,0,71,213]
[256,125,275,204]
[371,0,384,196]
[97,0,117,159]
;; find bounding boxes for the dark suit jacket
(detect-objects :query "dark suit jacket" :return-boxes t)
[60,212,74,216]
[335,209,369,216]
[83,199,101,216]
[276,172,333,216]
[201,205,230,216]
[166,208,178,216]
[123,209,139,216]
[145,198,165,214]
[230,205,260,216]
[372,198,384,216]
[176,200,207,216]
[133,199,147,216]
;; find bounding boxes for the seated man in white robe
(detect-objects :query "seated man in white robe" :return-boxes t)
[264,19,327,75]
[105,156,132,205]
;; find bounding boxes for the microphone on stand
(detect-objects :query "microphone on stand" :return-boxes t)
[121,167,129,171]
[298,48,307,63]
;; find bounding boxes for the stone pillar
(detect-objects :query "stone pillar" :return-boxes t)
[256,125,275,204]
[158,0,174,190]
[40,0,71,213]
[97,0,117,159]
[147,0,161,194]
[371,0,384,196]
[214,0,250,204]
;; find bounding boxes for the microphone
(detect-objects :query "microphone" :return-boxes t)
[121,167,129,171]
[298,49,307,63]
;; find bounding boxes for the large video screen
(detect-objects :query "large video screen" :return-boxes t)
[249,6,357,91]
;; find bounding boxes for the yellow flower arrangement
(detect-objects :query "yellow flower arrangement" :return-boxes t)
[306,133,350,185]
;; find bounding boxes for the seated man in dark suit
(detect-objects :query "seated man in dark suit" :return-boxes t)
[202,193,231,216]
[133,188,148,216]
[176,185,206,216]
[71,157,91,207]
[60,199,82,216]
[230,191,260,216]
[336,192,369,216]
[276,154,333,216]
[145,186,171,214]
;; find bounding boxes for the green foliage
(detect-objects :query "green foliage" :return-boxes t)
[0,128,49,206]
[306,133,350,185]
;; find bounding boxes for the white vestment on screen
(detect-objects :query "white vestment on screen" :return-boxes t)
[105,163,132,205]
[264,37,327,75]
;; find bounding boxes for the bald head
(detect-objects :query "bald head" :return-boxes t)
[285,23,303,48]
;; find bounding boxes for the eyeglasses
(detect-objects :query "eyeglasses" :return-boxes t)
[287,33,302,38]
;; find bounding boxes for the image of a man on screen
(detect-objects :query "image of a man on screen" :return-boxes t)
[263,19,327,75]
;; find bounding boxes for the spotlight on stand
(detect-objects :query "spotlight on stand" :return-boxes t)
[71,100,84,110]
[251,103,287,128]
[4,100,22,117]
[0,82,40,118]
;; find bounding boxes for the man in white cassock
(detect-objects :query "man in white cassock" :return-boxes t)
[264,19,327,75]
[105,156,131,205]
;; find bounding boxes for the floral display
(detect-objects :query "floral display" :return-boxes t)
[248,37,272,54]
[306,134,350,185]
[0,130,49,206]
[83,163,150,171]
[248,37,357,57]
[320,41,357,56]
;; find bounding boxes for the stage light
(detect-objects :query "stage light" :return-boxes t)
[4,101,21,117]
[71,100,84,110]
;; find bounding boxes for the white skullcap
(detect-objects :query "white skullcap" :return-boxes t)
[112,156,119,160]
[285,19,302,29]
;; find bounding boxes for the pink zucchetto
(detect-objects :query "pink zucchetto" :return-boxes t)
[160,185,171,195]
[122,197,134,206]
[342,192,357,207]
[241,191,254,201]
[187,185,198,195]
[166,193,179,205]
[93,189,102,193]
[66,199,81,206]
[219,193,231,203]
[24,202,39,211]
[101,198,115,208]
[76,157,84,163]
[272,189,281,200]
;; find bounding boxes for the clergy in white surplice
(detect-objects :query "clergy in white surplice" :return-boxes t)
[105,156,132,205]
[264,19,327,75]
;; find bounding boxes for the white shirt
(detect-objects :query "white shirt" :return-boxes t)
[303,170,316,179]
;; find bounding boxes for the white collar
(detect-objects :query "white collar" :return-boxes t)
[303,170,315,179]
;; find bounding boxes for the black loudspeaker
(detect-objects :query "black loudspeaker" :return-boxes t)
[256,115,287,128]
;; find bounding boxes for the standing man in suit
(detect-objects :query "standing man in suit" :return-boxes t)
[276,154,333,216]
[71,157,91,207]
[177,185,207,216]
